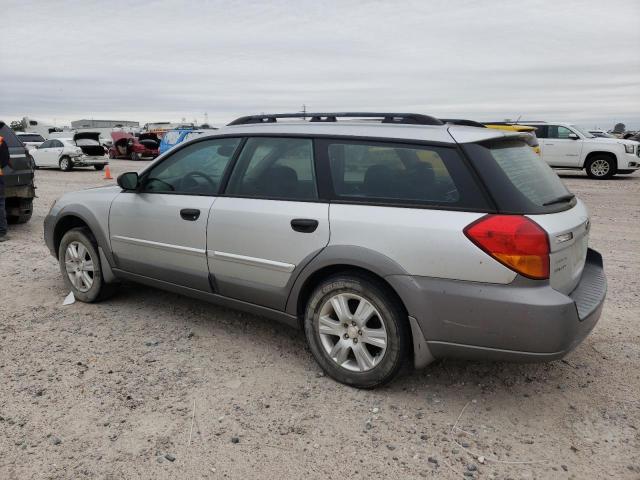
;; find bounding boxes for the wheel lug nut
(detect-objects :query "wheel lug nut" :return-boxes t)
[353,338,358,344]
[351,321,357,326]
[344,333,349,339]
[343,323,348,328]
[358,330,362,336]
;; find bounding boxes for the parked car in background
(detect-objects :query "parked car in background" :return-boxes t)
[44,112,606,388]
[30,138,108,171]
[0,121,35,224]
[108,132,159,160]
[73,132,108,170]
[15,132,46,150]
[588,129,615,138]
[509,122,639,179]
[158,129,214,154]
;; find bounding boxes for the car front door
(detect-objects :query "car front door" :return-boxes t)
[109,137,242,290]
[32,140,58,167]
[207,137,330,310]
[540,125,583,167]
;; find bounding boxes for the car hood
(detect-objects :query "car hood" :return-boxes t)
[74,131,101,142]
[139,132,159,141]
[587,137,639,146]
[111,132,134,142]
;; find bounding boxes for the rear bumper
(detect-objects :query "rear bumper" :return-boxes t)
[74,156,108,167]
[388,248,606,364]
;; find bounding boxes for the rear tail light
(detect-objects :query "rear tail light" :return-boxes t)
[464,215,550,280]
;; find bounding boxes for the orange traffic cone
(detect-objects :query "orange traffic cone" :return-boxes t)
[103,165,113,180]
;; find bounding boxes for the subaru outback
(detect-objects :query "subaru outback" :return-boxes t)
[44,113,607,388]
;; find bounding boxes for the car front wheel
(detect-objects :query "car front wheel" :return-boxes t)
[586,156,615,179]
[58,227,115,302]
[304,273,409,388]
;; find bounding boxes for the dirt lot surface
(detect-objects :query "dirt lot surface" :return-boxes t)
[1,160,639,480]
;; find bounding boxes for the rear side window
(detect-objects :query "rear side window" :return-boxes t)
[324,140,489,209]
[464,139,574,214]
[226,137,317,200]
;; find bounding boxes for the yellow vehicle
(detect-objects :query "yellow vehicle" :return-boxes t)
[484,124,541,155]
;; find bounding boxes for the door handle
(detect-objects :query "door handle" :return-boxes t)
[291,218,319,233]
[180,208,200,221]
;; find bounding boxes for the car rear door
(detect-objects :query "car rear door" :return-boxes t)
[109,137,242,290]
[207,137,330,310]
[32,140,56,167]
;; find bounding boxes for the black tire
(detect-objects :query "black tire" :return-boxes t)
[130,152,140,161]
[304,273,409,388]
[6,198,33,224]
[94,165,105,171]
[58,227,116,303]
[586,155,616,179]
[59,156,73,172]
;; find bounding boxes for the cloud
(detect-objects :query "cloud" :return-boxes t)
[1,0,639,129]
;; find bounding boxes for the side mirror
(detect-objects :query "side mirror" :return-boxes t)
[117,172,139,191]
[568,133,579,140]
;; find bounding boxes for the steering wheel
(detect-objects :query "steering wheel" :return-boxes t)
[181,171,217,192]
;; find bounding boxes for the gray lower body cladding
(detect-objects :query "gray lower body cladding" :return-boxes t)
[388,248,606,362]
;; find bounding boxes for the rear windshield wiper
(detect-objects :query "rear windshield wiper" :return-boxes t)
[543,193,575,206]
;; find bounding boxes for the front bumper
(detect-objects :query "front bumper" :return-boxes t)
[388,248,607,363]
[621,152,640,170]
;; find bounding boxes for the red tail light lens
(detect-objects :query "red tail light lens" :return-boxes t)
[464,215,550,280]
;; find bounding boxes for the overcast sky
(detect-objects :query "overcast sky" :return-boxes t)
[2,0,639,129]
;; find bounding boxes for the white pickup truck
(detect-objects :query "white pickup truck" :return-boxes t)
[524,122,640,179]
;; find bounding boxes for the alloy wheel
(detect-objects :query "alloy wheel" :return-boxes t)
[64,241,95,292]
[590,159,610,177]
[317,293,388,372]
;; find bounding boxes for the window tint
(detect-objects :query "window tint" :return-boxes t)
[328,142,464,204]
[547,125,574,139]
[142,137,241,195]
[17,134,45,142]
[52,140,63,147]
[0,126,23,147]
[39,140,53,148]
[532,125,547,138]
[485,140,571,207]
[226,137,317,200]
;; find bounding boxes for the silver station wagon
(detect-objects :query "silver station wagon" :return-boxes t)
[44,113,607,388]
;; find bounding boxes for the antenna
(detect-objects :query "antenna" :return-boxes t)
[300,104,307,120]
[515,115,522,124]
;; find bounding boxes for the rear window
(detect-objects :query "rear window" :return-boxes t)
[464,139,574,214]
[0,126,23,147]
[323,140,490,210]
[17,133,45,142]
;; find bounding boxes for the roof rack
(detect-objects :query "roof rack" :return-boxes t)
[485,121,546,125]
[227,112,443,126]
[440,118,486,128]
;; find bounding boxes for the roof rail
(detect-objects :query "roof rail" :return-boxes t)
[485,121,546,125]
[227,112,443,126]
[440,118,486,128]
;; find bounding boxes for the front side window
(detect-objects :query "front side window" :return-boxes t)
[226,137,317,200]
[327,142,467,205]
[39,140,53,149]
[142,137,241,195]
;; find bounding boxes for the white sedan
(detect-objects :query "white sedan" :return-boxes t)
[30,138,108,171]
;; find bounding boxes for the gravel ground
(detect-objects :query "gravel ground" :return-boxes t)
[1,161,639,480]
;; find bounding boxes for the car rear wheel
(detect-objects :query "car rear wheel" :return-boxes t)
[108,150,115,159]
[130,152,140,161]
[59,156,73,172]
[586,156,615,179]
[58,227,116,302]
[94,165,105,171]
[304,273,409,388]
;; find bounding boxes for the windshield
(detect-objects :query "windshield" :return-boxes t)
[570,125,595,138]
